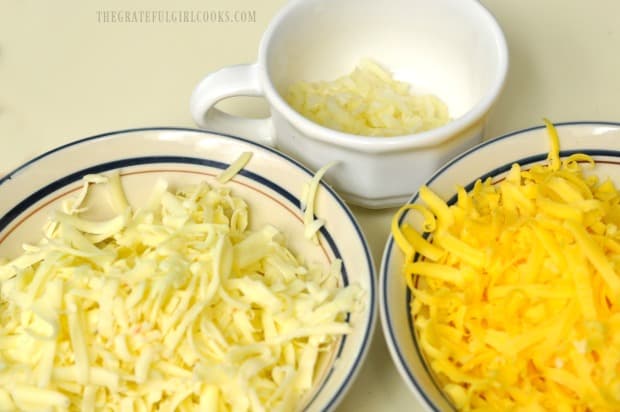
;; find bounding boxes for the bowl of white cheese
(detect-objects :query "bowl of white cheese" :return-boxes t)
[191,0,508,208]
[0,127,376,411]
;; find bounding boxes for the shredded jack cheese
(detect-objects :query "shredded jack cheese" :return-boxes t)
[217,152,253,184]
[301,162,338,244]
[392,120,620,411]
[0,172,364,411]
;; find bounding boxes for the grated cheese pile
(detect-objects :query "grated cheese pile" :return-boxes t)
[285,59,450,137]
[0,172,364,411]
[392,120,620,411]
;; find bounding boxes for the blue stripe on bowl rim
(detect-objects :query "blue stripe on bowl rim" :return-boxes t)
[0,127,377,412]
[380,121,620,411]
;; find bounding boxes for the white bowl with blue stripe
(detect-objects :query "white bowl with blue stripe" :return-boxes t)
[0,127,376,411]
[379,122,620,411]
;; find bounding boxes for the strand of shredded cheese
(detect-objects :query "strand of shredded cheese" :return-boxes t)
[392,122,620,411]
[0,172,364,411]
[301,162,338,244]
[217,152,253,184]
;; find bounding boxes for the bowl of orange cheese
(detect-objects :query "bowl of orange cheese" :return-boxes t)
[380,121,620,411]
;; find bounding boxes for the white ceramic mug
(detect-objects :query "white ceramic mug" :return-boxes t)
[191,0,508,209]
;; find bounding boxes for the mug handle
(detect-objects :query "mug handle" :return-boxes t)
[190,63,275,146]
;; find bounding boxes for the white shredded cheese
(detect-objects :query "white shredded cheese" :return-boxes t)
[217,152,253,184]
[301,162,338,243]
[0,172,365,410]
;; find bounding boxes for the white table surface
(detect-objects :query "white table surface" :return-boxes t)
[1,0,620,410]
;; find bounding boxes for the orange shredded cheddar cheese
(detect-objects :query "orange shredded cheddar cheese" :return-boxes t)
[392,121,620,411]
